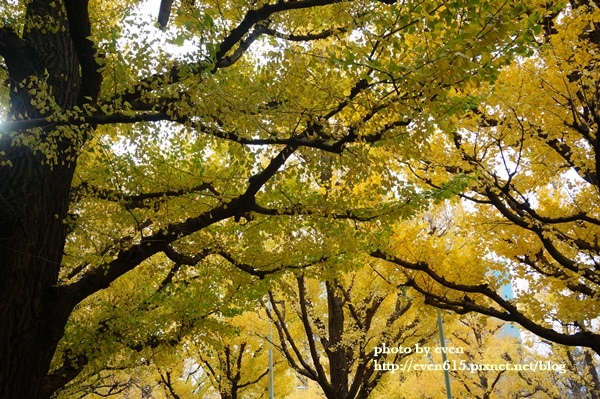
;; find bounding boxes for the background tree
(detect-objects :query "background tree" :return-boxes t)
[553,345,600,399]
[372,0,600,355]
[53,308,291,399]
[397,313,590,399]
[182,312,291,399]
[266,263,437,399]
[0,0,543,397]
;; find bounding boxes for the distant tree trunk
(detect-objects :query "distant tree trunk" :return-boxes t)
[221,392,236,399]
[0,0,87,397]
[325,280,350,399]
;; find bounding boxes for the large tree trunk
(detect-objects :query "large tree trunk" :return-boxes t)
[0,0,85,397]
[0,158,76,399]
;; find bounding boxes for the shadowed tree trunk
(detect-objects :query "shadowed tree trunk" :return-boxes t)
[0,0,99,397]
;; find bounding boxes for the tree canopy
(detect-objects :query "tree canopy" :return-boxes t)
[371,0,600,354]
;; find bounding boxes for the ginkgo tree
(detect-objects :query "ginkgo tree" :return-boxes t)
[0,0,546,397]
[266,262,437,399]
[397,312,597,399]
[169,311,290,399]
[371,0,600,356]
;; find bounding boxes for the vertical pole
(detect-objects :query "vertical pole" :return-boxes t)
[268,300,274,399]
[437,309,452,399]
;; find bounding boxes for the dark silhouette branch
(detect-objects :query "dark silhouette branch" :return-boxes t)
[0,27,30,82]
[157,0,175,29]
[63,0,102,104]
[371,249,600,354]
[42,350,88,398]
[71,181,221,209]
[266,291,319,380]
[262,26,348,41]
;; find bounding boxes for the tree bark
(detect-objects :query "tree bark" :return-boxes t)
[325,280,350,399]
[0,0,86,397]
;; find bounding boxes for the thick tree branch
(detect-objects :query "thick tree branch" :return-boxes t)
[0,109,410,154]
[266,292,319,380]
[42,350,87,398]
[157,0,175,29]
[371,249,600,354]
[162,243,331,278]
[71,181,220,209]
[213,0,343,66]
[57,201,221,307]
[296,275,332,392]
[261,26,348,42]
[237,367,269,389]
[158,369,182,399]
[57,141,297,309]
[63,0,102,104]
[0,27,29,82]
[215,250,327,278]
[251,201,404,222]
[215,23,270,69]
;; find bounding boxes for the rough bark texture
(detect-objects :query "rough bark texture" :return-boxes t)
[0,1,87,397]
